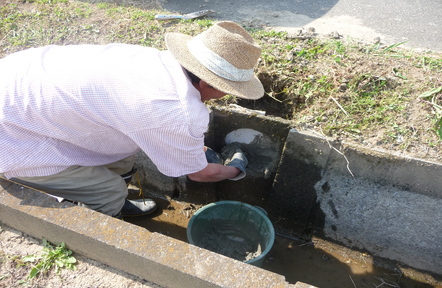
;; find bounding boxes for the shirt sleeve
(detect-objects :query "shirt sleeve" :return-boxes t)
[128,125,208,177]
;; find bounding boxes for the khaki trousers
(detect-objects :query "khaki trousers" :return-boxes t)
[1,156,135,216]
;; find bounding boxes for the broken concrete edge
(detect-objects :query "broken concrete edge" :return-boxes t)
[0,179,315,288]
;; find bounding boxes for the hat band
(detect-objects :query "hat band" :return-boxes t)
[188,35,254,82]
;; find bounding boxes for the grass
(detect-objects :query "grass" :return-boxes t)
[0,224,77,286]
[21,240,76,279]
[1,0,442,161]
[253,30,441,156]
[1,240,76,284]
[419,86,442,138]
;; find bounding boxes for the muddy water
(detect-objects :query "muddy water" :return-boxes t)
[126,196,442,288]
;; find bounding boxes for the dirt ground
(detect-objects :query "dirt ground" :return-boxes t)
[0,224,163,288]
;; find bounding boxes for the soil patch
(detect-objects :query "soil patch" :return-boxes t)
[0,224,162,288]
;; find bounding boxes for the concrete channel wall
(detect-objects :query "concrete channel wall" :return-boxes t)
[1,104,441,285]
[224,106,442,275]
[135,105,442,275]
[269,128,442,275]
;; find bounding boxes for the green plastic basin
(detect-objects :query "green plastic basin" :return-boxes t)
[187,200,275,267]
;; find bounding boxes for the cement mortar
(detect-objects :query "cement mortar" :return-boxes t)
[197,220,263,262]
[224,128,280,179]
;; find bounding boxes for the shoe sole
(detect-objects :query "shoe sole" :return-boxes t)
[120,205,158,218]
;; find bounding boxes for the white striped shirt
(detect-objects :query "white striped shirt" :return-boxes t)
[0,44,209,178]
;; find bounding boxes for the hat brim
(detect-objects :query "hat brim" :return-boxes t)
[165,32,264,100]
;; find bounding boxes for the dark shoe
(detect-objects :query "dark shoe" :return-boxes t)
[121,168,137,185]
[120,198,157,217]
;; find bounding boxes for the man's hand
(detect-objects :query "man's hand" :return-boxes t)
[221,143,248,181]
[187,145,247,182]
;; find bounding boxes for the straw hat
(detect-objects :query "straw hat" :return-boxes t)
[165,21,264,100]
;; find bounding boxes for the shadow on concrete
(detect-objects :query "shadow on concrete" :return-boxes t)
[0,178,71,209]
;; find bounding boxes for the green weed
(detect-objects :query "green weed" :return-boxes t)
[194,19,214,28]
[22,239,76,279]
[416,55,442,72]
[419,87,442,138]
[379,41,409,55]
[252,30,287,39]
[363,40,408,56]
[295,43,326,60]
[130,10,156,21]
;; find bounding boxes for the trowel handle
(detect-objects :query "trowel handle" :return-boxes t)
[154,15,185,20]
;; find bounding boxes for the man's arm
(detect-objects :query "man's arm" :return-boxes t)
[187,163,240,182]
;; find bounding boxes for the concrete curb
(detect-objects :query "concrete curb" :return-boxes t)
[0,178,312,288]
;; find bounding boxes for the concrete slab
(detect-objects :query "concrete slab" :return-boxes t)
[0,178,303,288]
[267,129,325,233]
[270,128,442,274]
[315,172,442,274]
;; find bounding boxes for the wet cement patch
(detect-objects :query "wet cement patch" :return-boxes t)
[197,220,263,262]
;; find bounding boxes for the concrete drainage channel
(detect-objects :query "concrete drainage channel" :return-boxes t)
[1,105,442,287]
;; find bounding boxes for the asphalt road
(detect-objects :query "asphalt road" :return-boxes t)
[161,0,442,52]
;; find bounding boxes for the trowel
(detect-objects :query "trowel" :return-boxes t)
[155,10,215,21]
